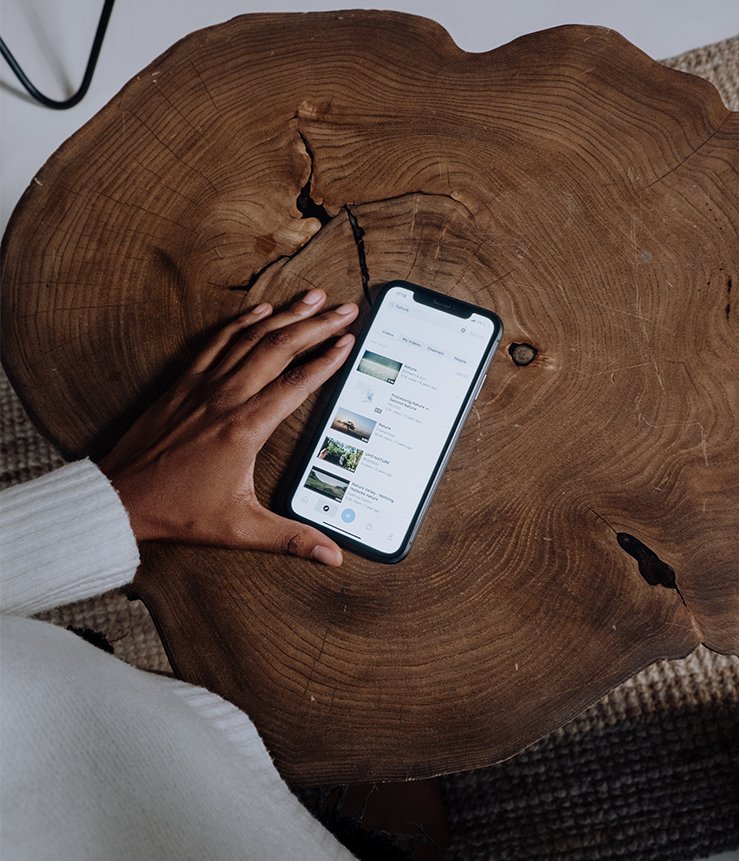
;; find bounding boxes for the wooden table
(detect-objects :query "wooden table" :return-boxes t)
[2,11,737,785]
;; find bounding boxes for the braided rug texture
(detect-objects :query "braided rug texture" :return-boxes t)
[1,32,737,861]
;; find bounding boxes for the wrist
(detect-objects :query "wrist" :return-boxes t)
[98,460,158,542]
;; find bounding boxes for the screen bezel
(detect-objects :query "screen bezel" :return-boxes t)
[284,280,503,563]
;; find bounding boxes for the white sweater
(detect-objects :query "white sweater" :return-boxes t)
[0,459,355,861]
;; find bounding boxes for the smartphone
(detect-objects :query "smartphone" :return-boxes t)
[285,280,503,563]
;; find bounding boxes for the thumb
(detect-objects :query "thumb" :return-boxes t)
[248,508,344,567]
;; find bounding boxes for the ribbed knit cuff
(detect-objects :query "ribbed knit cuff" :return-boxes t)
[0,460,140,616]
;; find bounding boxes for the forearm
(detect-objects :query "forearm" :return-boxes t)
[0,459,140,616]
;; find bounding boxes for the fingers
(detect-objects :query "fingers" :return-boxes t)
[213,288,329,379]
[232,302,359,401]
[187,303,273,375]
[187,291,358,405]
[248,332,355,439]
[184,289,326,384]
[245,507,344,566]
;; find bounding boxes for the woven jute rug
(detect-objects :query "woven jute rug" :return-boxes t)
[1,32,737,861]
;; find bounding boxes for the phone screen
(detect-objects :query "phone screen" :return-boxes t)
[288,282,501,561]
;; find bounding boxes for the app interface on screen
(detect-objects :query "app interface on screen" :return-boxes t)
[292,286,496,554]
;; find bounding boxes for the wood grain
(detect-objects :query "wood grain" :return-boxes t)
[1,12,737,784]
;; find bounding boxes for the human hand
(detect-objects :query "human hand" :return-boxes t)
[98,289,358,566]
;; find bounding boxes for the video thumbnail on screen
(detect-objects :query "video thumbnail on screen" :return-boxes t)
[318,436,364,472]
[330,407,376,443]
[304,467,350,502]
[357,350,403,385]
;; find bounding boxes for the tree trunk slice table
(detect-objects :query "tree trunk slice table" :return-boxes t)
[2,12,737,785]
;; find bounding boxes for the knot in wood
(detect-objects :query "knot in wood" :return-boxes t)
[509,342,538,366]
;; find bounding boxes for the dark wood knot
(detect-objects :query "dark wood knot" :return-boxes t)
[509,342,538,366]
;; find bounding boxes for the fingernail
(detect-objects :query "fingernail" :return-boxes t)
[240,303,270,323]
[312,545,342,566]
[302,288,324,305]
[332,333,354,350]
[335,303,357,316]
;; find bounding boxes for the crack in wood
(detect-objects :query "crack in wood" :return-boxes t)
[125,110,218,193]
[641,113,730,190]
[588,508,688,608]
[296,131,332,226]
[294,122,373,304]
[344,204,372,306]
[227,119,485,301]
[226,253,291,293]
[727,275,733,320]
[616,532,686,605]
[228,127,342,293]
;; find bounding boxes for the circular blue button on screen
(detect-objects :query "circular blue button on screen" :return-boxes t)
[341,508,356,523]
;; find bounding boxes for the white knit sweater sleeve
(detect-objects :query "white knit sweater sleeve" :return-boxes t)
[0,459,140,616]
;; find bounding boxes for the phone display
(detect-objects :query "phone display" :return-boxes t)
[286,281,503,562]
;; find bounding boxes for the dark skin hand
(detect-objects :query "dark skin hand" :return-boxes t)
[99,288,358,566]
